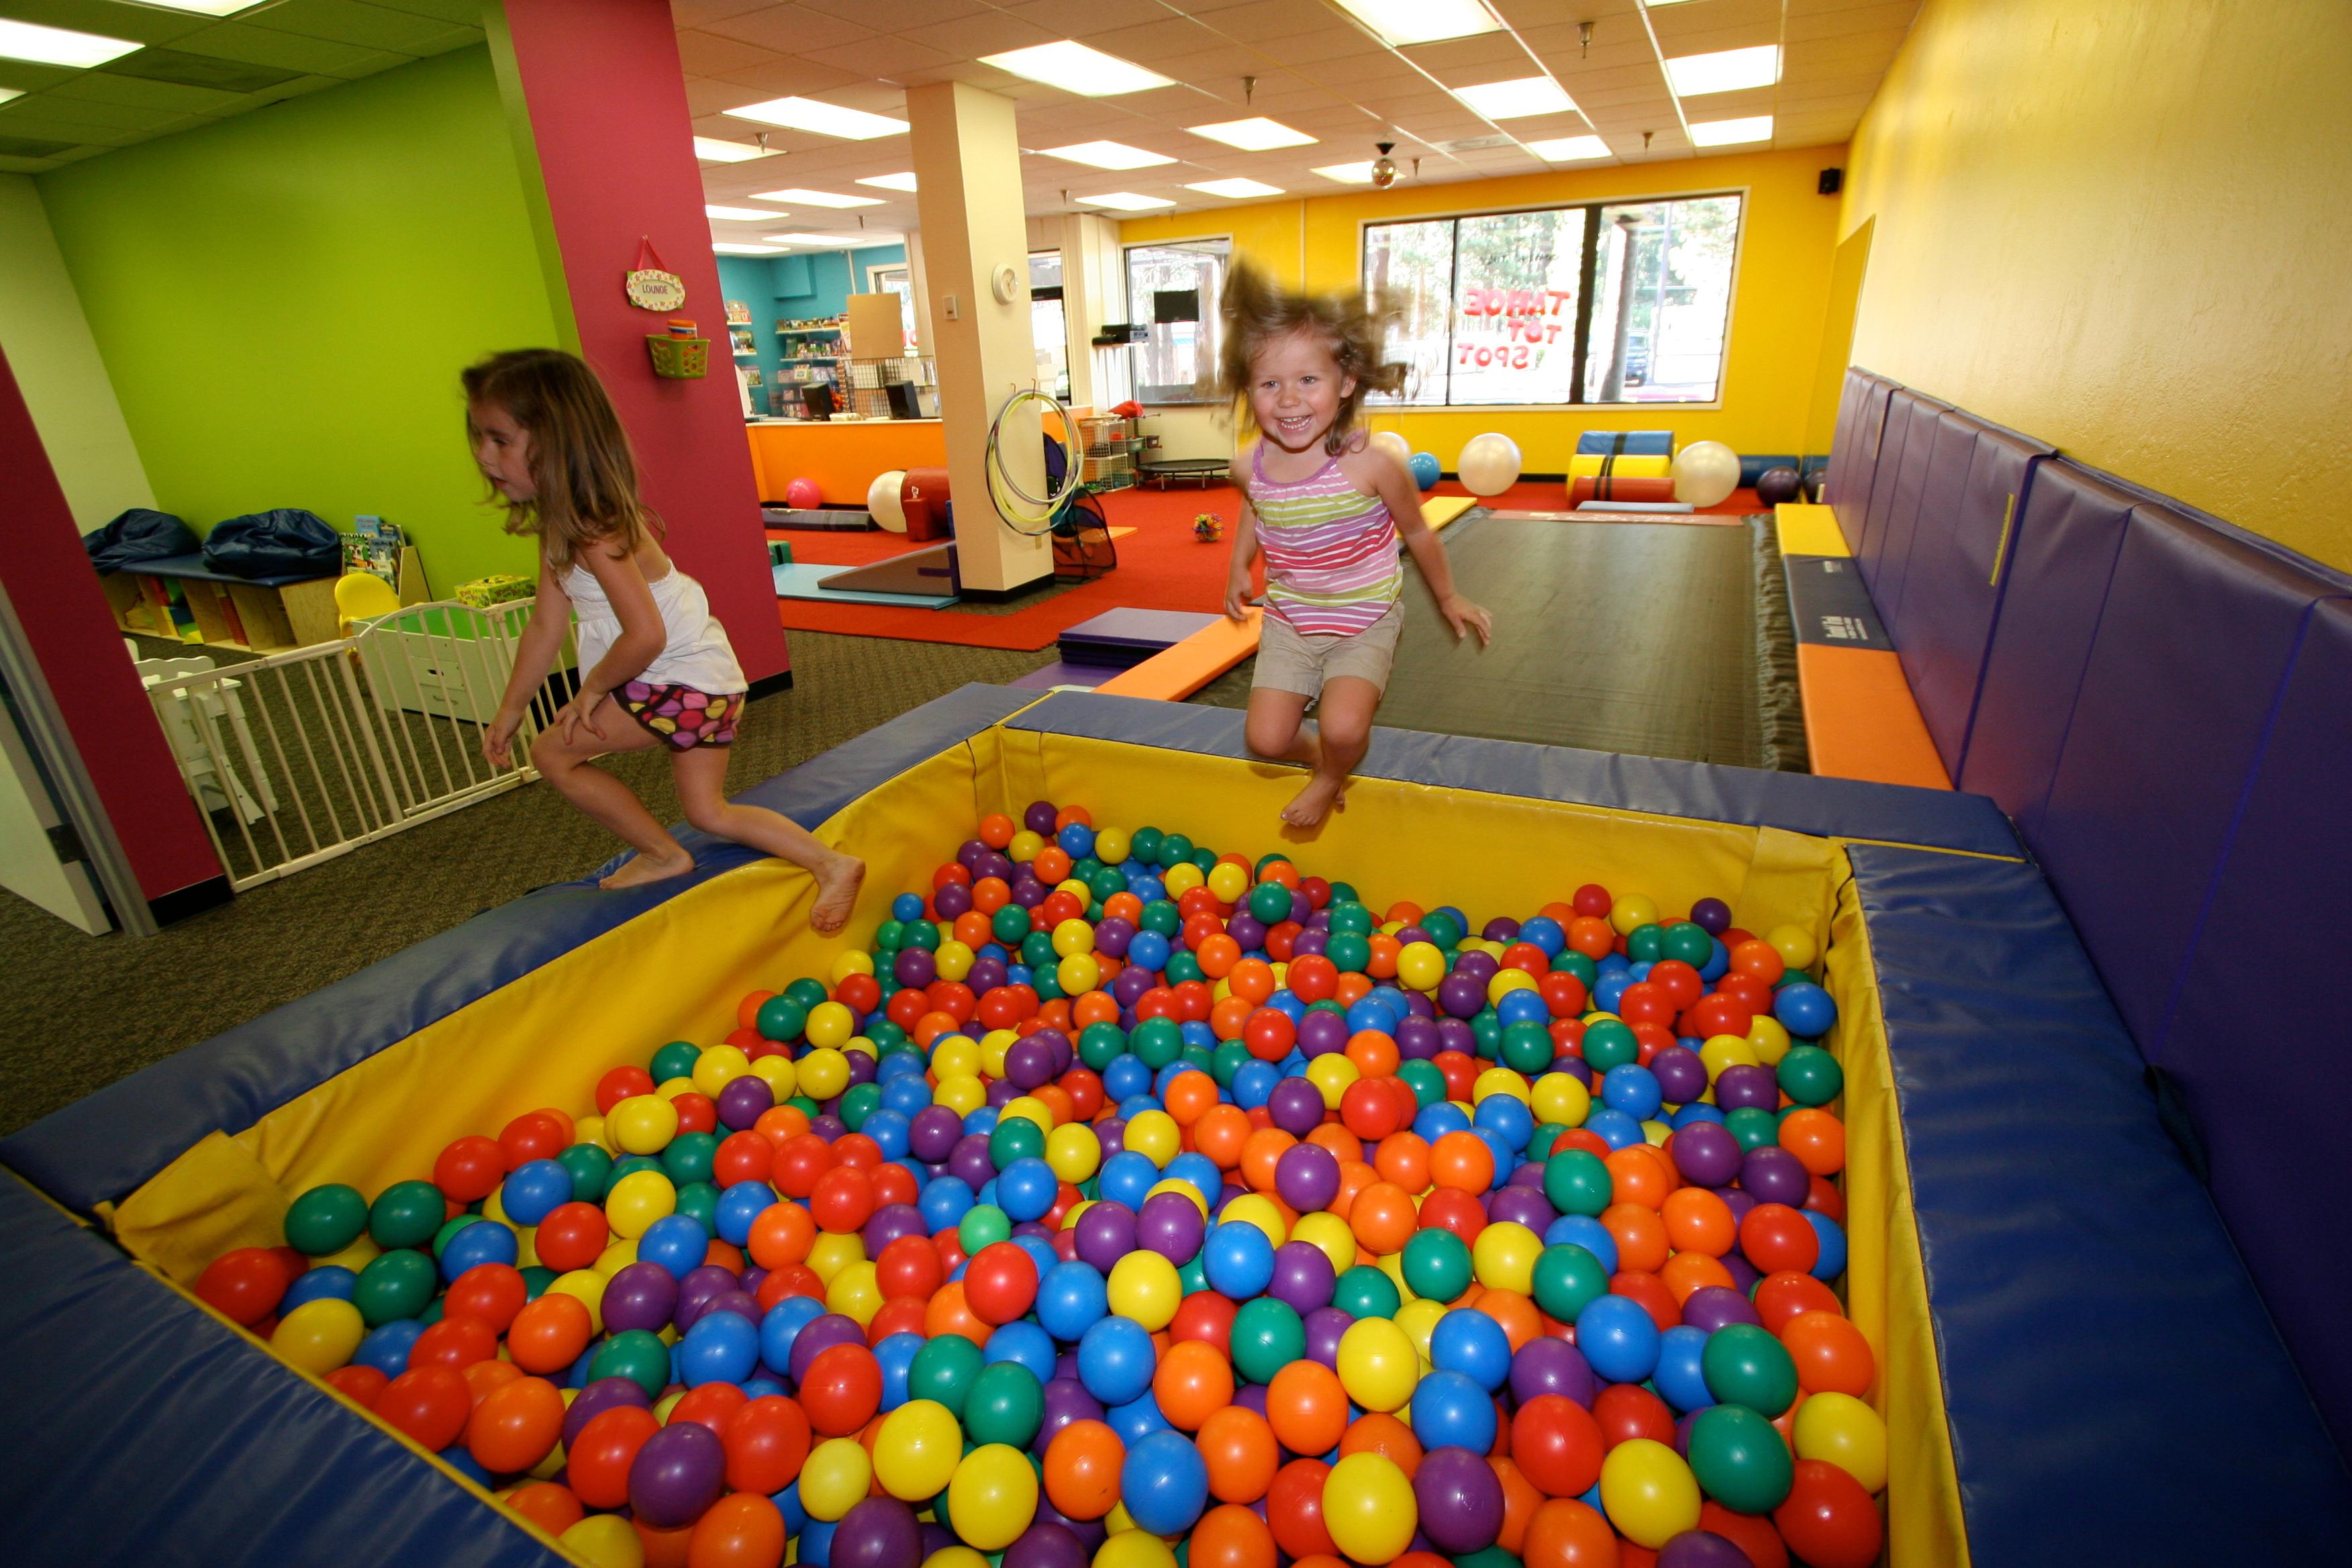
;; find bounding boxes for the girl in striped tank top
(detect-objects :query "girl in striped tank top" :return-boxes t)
[1220,263,1492,828]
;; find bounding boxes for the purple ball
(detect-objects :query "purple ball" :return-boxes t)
[970,957,1010,994]
[717,1074,775,1132]
[1403,989,1436,1020]
[699,1289,761,1326]
[1721,1249,1763,1294]
[1112,967,1157,1006]
[863,1203,928,1255]
[1454,951,1500,985]
[1304,1305,1353,1369]
[1395,1016,1442,1061]
[934,883,973,920]
[846,1051,878,1088]
[808,1114,846,1142]
[1741,1145,1810,1206]
[1680,1285,1762,1334]
[1039,1376,1106,1449]
[1268,1240,1336,1313]
[1234,1383,1269,1418]
[1297,1010,1350,1059]
[1482,918,1522,944]
[1394,926,1432,948]
[1687,899,1732,937]
[1288,891,1313,926]
[1670,1120,1743,1187]
[1289,928,1329,959]
[1036,1029,1074,1075]
[1659,1531,1753,1568]
[1486,1185,1553,1233]
[789,1312,864,1384]
[1012,879,1046,909]
[628,1419,726,1528]
[893,947,936,989]
[1006,1037,1055,1090]
[1505,1161,1549,1190]
[1267,1078,1325,1137]
[1716,1185,1757,1228]
[602,1261,680,1335]
[976,851,1015,885]
[1436,1017,1477,1054]
[959,840,989,871]
[1034,1498,1108,1552]
[1508,1337,1595,1408]
[1649,1047,1708,1107]
[1414,1444,1504,1553]
[910,1106,964,1164]
[1228,912,1267,950]
[1275,1143,1341,1212]
[1073,1200,1137,1272]
[675,1264,739,1330]
[836,1497,926,1568]
[1138,1191,1206,1264]
[1551,1055,1594,1088]
[1095,1119,1127,1161]
[564,1375,651,1448]
[1438,973,1487,1020]
[1093,918,1135,959]
[1006,1522,1088,1568]
[1716,1063,1779,1112]
[950,1134,997,1189]
[985,1077,1019,1110]
[1306,909,1332,932]
[1024,801,1057,834]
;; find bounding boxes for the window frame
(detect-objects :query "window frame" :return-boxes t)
[1357,187,1748,412]
[1123,236,1233,407]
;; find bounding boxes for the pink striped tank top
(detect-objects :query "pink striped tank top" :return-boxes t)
[1246,442,1402,636]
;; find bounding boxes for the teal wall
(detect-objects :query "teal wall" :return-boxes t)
[36,46,560,595]
[718,244,904,415]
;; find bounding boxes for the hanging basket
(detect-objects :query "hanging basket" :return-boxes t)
[646,335,709,379]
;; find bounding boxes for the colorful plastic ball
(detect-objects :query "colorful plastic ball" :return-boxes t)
[1700,1323,1799,1418]
[1777,1044,1844,1107]
[1331,1316,1416,1413]
[1106,1251,1181,1330]
[630,1418,728,1529]
[285,1183,369,1257]
[947,1443,1040,1551]
[1077,1317,1157,1406]
[1430,1307,1514,1392]
[1598,1437,1701,1551]
[1790,1389,1888,1493]
[352,1248,438,1326]
[1414,1444,1504,1553]
[1324,1452,1418,1563]
[1230,1297,1308,1387]
[271,1296,365,1374]
[802,1435,876,1520]
[1772,982,1836,1038]
[1685,1403,1794,1514]
[1401,1228,1473,1302]
[1123,1428,1211,1535]
[1773,1460,1882,1568]
[1408,1369,1498,1455]
[1510,1394,1604,1500]
[1043,1418,1124,1520]
[1573,1292,1661,1384]
[868,1398,961,1500]
[966,1242,1041,1324]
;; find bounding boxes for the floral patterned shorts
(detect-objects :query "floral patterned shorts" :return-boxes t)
[615,680,743,750]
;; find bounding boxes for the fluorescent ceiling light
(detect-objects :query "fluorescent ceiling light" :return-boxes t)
[979,42,1171,97]
[762,232,872,246]
[117,1,263,14]
[1689,115,1774,147]
[1188,117,1316,152]
[856,171,920,191]
[706,204,784,222]
[714,244,783,255]
[1076,192,1176,211]
[1526,136,1612,162]
[0,88,19,107]
[1641,1,1704,7]
[1666,46,1782,97]
[1451,76,1576,121]
[1312,162,1376,185]
[1187,178,1285,199]
[1333,0,1499,47]
[0,19,140,68]
[694,137,772,163]
[1040,141,1174,170]
[750,187,882,209]
[724,97,907,139]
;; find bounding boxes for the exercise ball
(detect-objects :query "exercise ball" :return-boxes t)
[1756,467,1803,506]
[1671,441,1741,508]
[1408,452,1440,492]
[1802,469,1826,503]
[869,471,908,533]
[1370,430,1412,472]
[786,477,823,511]
[1459,433,1522,497]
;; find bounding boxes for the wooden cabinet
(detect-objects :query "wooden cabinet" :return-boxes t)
[101,555,340,652]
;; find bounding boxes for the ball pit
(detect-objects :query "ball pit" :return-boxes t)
[207,803,1878,1568]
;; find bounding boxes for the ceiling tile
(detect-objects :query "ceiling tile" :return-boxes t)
[898,12,1061,60]
[701,4,879,54]
[799,36,956,77]
[405,24,480,56]
[8,94,195,132]
[166,21,389,77]
[0,1,207,46]
[1072,16,1227,62]
[1786,0,1922,37]
[677,30,791,76]
[1790,33,1903,68]
[243,0,470,53]
[708,57,865,96]
[1651,0,1784,32]
[48,71,241,114]
[673,0,777,23]
[1649,23,1785,58]
[1400,34,1540,79]
[799,0,988,25]
[1493,0,1644,23]
[368,0,489,20]
[1790,0,1918,14]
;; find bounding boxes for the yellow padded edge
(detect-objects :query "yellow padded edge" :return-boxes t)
[1776,501,1851,558]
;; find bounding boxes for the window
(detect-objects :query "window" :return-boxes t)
[1364,193,1741,405]
[1125,239,1228,404]
[868,263,917,351]
[1029,251,1070,403]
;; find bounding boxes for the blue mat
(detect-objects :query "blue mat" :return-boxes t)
[771,561,957,609]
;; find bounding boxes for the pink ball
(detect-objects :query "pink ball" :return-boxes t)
[786,477,822,509]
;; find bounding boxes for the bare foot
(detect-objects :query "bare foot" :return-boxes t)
[1280,773,1346,830]
[810,853,865,934]
[600,848,695,889]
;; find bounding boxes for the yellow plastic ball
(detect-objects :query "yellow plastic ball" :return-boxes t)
[1396,942,1446,992]
[1394,1297,1445,1360]
[1700,1034,1761,1080]
[1124,1110,1179,1168]
[750,1055,797,1099]
[514,1226,540,1270]
[652,1389,685,1425]
[1095,1530,1175,1568]
[1471,1219,1542,1295]
[1486,969,1538,1006]
[932,1036,981,1079]
[1001,1095,1054,1132]
[318,1234,381,1275]
[1219,1194,1287,1250]
[1643,1120,1672,1146]
[1473,1067,1532,1105]
[798,1046,850,1101]
[1374,1249,1412,1300]
[980,1034,1010,1079]
[548,1269,608,1334]
[1767,923,1819,971]
[807,1232,867,1285]
[1057,952,1101,997]
[1162,862,1205,897]
[1057,879,1094,906]
[1792,1390,1889,1493]
[827,1259,883,1326]
[1207,861,1249,903]
[271,1297,364,1375]
[934,1075,987,1117]
[1146,1179,1209,1217]
[1598,1437,1701,1550]
[1009,830,1045,863]
[1291,1212,1356,1276]
[482,1188,511,1226]
[801,1435,874,1520]
[1746,1014,1792,1067]
[558,1512,645,1568]
[1334,1318,1420,1414]
[572,1116,606,1157]
[1323,1452,1418,1564]
[1104,1502,1136,1536]
[593,1238,637,1278]
[1305,1052,1360,1110]
[805,1001,856,1050]
[603,1170,676,1239]
[654,1076,697,1104]
[946,1442,1038,1551]
[1046,1123,1101,1183]
[691,1045,752,1098]
[875,1398,965,1500]
[1093,827,1131,865]
[1107,1251,1181,1330]
[1052,918,1096,958]
[607,1094,678,1156]
[830,950,875,985]
[933,940,975,983]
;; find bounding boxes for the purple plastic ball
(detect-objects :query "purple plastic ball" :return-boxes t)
[1289,928,1329,959]
[1304,1306,1352,1369]
[1297,1010,1350,1059]
[1234,1383,1269,1418]
[1093,918,1136,959]
[910,1106,964,1165]
[1649,1047,1708,1107]
[1275,1143,1341,1212]
[1040,1376,1106,1449]
[1414,1444,1504,1553]
[808,1114,847,1142]
[602,1262,680,1335]
[564,1375,651,1448]
[1454,951,1500,985]
[1227,913,1267,951]
[1095,1120,1127,1160]
[1486,1185,1553,1233]
[1268,1240,1336,1313]
[934,883,973,920]
[1005,1522,1088,1568]
[1742,1145,1811,1206]
[1267,1078,1325,1137]
[1396,1016,1442,1061]
[959,840,989,871]
[788,1312,864,1383]
[970,957,1010,994]
[1688,899,1732,937]
[1508,1336,1596,1408]
[1138,1191,1206,1264]
[1006,1037,1055,1091]
[675,1264,739,1330]
[893,947,936,988]
[717,1074,775,1132]
[1716,1063,1779,1112]
[699,1289,761,1326]
[1482,918,1521,944]
[1034,1498,1108,1553]
[1024,801,1058,835]
[1721,1250,1763,1293]
[950,1134,997,1189]
[1659,1530,1753,1568]
[846,1051,878,1087]
[1288,891,1313,926]
[1011,879,1046,909]
[976,851,1014,885]
[1680,1284,1762,1334]
[1073,1200,1137,1272]
[863,1204,928,1255]
[1435,1018,1477,1055]
[628,1419,726,1528]
[1112,967,1157,1006]
[835,1496,926,1568]
[1716,1185,1757,1227]
[1670,1120,1743,1187]
[1438,973,1487,1019]
[1552,1055,1594,1088]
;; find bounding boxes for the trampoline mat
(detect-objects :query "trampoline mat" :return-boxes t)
[1193,513,1806,770]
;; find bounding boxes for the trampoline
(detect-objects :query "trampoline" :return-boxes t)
[1193,511,1806,770]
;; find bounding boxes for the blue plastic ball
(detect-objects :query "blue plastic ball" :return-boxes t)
[1203,1220,1276,1299]
[354,1319,424,1378]
[758,1295,825,1376]
[1775,981,1837,1038]
[997,1157,1058,1222]
[875,1330,924,1410]
[1601,1064,1664,1122]
[1409,1369,1498,1453]
[679,1306,761,1387]
[1107,1388,1172,1445]
[281,1265,356,1312]
[1036,1259,1110,1341]
[716,1181,779,1247]
[1123,1428,1210,1535]
[1430,1307,1513,1391]
[891,893,926,923]
[439,1218,518,1282]
[501,1159,574,1226]
[985,1319,1059,1385]
[1575,1293,1662,1384]
[1802,1209,1848,1281]
[1099,1150,1159,1210]
[1652,1324,1716,1413]
[1077,1316,1156,1406]
[639,1213,710,1279]
[1408,451,1440,491]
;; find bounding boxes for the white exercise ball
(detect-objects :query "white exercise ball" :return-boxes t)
[1369,429,1412,473]
[869,469,908,532]
[1671,440,1741,507]
[1458,432,1522,497]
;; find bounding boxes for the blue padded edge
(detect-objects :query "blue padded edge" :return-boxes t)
[1857,390,1948,590]
[1002,692,2019,856]
[0,1173,569,1567]
[0,683,1034,1214]
[1829,371,1896,552]
[1847,843,2352,1561]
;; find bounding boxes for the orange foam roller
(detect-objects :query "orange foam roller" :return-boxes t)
[1570,475,1678,506]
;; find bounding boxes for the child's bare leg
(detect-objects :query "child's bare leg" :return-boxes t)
[528,707,689,887]
[1282,676,1377,829]
[673,746,865,934]
[1244,688,1318,768]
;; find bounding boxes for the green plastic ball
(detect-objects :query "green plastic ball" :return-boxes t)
[1501,1022,1554,1073]
[1701,1323,1800,1418]
[1089,865,1126,901]
[909,1330,986,1416]
[611,1155,663,1185]
[1130,827,1165,865]
[1031,966,1065,1003]
[873,920,905,953]
[430,1214,483,1257]
[1422,910,1466,949]
[1079,1022,1127,1071]
[648,1040,700,1081]
[960,1204,1012,1255]
[1326,933,1371,974]
[367,1179,444,1251]
[963,1361,1044,1447]
[1326,903,1374,938]
[1581,1019,1639,1073]
[1333,1264,1402,1320]
[590,1328,673,1399]
[1165,951,1204,986]
[1140,901,1182,938]
[1544,1150,1612,1217]
[1531,1242,1610,1322]
[754,997,807,1043]
[556,1143,613,1203]
[283,1183,367,1256]
[1626,924,1664,963]
[1211,1040,1252,1086]
[1155,834,1194,870]
[1551,950,1598,986]
[783,977,830,1010]
[1247,881,1293,924]
[1401,1227,1471,1302]
[1778,1045,1844,1107]
[662,1132,718,1187]
[989,1116,1045,1167]
[1724,1107,1781,1152]
[520,1265,556,1300]
[1178,1251,1210,1295]
[674,1181,719,1237]
[1397,1059,1448,1109]
[1131,1017,1183,1069]
[1469,1010,1503,1057]
[1231,1297,1306,1383]
[992,905,1032,944]
[839,1082,881,1130]
[352,1247,436,1325]
[1660,922,1716,967]
[900,920,940,952]
[1687,1402,1794,1512]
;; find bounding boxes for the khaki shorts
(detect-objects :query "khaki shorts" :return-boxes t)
[1253,601,1405,699]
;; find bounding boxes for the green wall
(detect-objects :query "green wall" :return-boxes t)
[36,46,560,595]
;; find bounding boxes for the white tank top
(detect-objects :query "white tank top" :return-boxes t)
[562,556,746,694]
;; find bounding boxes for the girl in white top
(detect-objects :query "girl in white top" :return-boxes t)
[469,349,863,930]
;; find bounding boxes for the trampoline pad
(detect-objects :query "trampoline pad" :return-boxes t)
[1195,513,1803,769]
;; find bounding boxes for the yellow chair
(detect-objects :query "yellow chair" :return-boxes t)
[334,572,401,637]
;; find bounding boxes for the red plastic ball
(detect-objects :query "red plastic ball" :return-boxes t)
[499,1111,568,1170]
[962,1240,1039,1324]
[798,1341,883,1436]
[195,1246,293,1326]
[724,1394,813,1496]
[1773,1460,1883,1568]
[534,1202,611,1273]
[810,1166,876,1234]
[375,1365,471,1451]
[597,1067,656,1115]
[1738,1203,1822,1276]
[432,1136,505,1203]
[1591,1382,1675,1449]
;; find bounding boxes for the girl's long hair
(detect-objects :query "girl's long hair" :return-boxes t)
[1218,259,1406,455]
[462,349,659,571]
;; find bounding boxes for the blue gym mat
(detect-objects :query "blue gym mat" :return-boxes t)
[771,561,957,609]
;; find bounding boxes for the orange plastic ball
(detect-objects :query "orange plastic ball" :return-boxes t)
[1337,1411,1423,1479]
[1154,1338,1236,1430]
[1778,1108,1847,1177]
[1266,1361,1350,1456]
[1375,1132,1431,1193]
[1191,1503,1278,1568]
[1199,1404,1281,1502]
[1520,1498,1621,1568]
[1044,1418,1124,1519]
[687,1492,785,1568]
[1429,1130,1497,1193]
[505,1480,583,1538]
[1601,1202,1671,1273]
[1661,1187,1736,1258]
[1779,1308,1876,1398]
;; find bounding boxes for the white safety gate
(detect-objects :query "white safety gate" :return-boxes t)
[136,599,575,891]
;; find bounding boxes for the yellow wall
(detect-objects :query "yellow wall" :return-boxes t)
[1120,147,1849,473]
[1841,0,2352,571]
